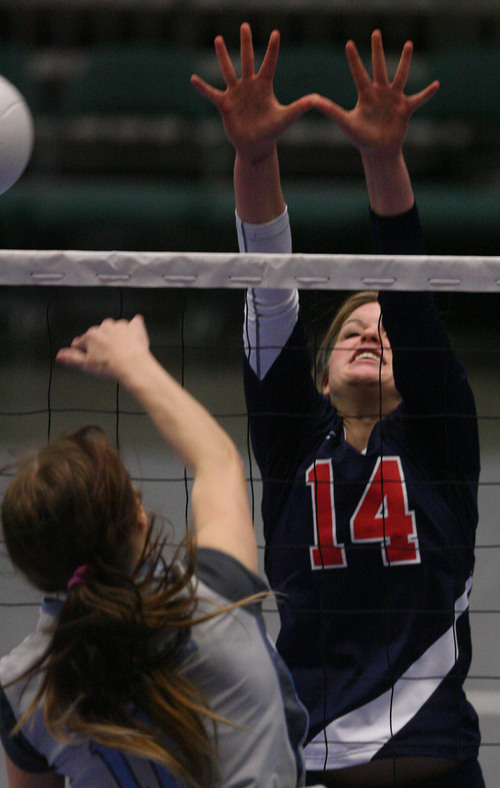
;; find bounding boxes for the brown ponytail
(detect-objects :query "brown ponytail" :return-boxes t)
[2,427,220,786]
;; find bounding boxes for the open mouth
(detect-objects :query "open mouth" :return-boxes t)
[351,350,383,364]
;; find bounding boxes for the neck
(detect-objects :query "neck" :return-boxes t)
[334,388,401,452]
[342,415,379,452]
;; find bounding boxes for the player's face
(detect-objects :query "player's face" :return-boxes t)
[323,301,398,403]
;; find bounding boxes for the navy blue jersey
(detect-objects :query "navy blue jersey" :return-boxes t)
[243,207,481,769]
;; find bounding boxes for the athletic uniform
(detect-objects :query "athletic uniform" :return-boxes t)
[239,206,482,779]
[0,548,308,787]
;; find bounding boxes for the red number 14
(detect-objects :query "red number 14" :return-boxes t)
[306,457,420,570]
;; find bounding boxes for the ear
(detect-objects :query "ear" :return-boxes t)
[321,373,329,397]
[136,504,149,533]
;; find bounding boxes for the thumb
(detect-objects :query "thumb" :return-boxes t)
[407,80,440,115]
[282,92,322,127]
[311,94,352,134]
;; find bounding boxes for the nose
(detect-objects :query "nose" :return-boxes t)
[361,323,381,343]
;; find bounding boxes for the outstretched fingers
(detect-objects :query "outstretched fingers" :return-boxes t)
[258,28,281,82]
[214,34,238,86]
[345,39,372,93]
[240,22,256,80]
[389,37,439,110]
[370,29,389,85]
[391,40,413,92]
[190,34,236,107]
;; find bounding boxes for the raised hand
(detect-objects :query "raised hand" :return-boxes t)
[56,315,149,379]
[191,22,318,165]
[315,29,439,158]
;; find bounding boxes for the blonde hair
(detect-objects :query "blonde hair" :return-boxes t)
[316,291,379,390]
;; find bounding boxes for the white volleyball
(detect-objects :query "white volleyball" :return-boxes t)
[0,75,34,194]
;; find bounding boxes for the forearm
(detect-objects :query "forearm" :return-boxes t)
[236,208,299,380]
[361,150,415,216]
[117,351,237,479]
[56,318,255,565]
[234,147,286,224]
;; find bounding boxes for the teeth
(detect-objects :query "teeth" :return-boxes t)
[356,352,379,361]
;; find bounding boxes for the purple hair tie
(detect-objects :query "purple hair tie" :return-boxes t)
[67,564,89,591]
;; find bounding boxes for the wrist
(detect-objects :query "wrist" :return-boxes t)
[111,348,156,389]
[235,142,277,169]
[360,148,406,176]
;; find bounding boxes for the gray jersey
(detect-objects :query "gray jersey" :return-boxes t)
[1,548,308,786]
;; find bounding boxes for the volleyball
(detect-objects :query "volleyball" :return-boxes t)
[0,75,34,194]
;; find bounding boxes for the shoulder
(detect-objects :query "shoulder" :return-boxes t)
[196,548,268,613]
[0,606,54,685]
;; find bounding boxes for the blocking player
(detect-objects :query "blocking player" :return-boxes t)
[192,23,484,787]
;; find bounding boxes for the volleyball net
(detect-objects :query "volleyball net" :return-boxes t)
[0,249,499,776]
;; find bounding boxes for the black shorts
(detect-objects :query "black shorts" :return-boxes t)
[306,759,485,788]
[414,760,485,788]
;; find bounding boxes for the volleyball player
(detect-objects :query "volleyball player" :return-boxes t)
[0,315,310,787]
[192,24,484,787]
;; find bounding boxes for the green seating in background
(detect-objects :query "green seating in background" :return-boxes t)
[0,41,498,256]
[59,44,209,118]
[1,175,498,255]
[272,43,500,125]
[272,45,357,110]
[49,44,212,176]
[0,43,39,113]
[411,46,500,120]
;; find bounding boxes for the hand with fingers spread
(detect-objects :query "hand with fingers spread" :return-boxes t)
[315,29,439,159]
[191,22,318,166]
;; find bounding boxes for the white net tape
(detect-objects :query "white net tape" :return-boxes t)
[0,249,499,290]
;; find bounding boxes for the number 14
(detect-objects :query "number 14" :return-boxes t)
[306,457,420,570]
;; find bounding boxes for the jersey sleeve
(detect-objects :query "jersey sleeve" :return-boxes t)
[195,547,268,611]
[244,314,334,532]
[238,208,333,529]
[238,209,300,380]
[370,202,425,255]
[0,687,53,773]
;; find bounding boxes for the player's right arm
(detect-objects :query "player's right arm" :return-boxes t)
[191,22,317,224]
[193,23,317,379]
[55,316,258,574]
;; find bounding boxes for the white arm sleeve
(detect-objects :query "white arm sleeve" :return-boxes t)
[237,209,299,380]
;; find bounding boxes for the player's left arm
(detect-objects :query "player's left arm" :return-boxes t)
[314,29,439,216]
[322,31,474,423]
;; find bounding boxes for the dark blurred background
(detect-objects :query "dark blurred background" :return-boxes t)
[0,0,499,343]
[0,0,499,254]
